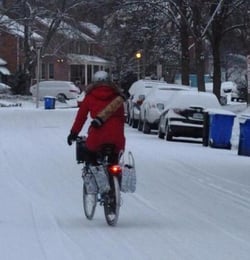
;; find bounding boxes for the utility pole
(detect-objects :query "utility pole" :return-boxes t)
[135,51,142,80]
[36,42,42,108]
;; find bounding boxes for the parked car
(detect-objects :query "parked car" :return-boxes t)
[30,81,80,102]
[205,81,237,105]
[0,82,11,94]
[127,79,168,128]
[138,84,192,134]
[158,91,221,141]
[231,83,247,102]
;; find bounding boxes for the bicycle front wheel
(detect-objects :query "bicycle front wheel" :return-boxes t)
[104,176,121,226]
[83,182,97,220]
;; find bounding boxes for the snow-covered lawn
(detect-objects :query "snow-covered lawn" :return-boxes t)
[0,97,250,260]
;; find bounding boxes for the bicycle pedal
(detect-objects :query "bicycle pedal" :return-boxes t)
[99,199,105,206]
[98,195,105,205]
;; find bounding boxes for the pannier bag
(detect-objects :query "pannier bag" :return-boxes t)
[76,136,97,164]
[119,151,136,193]
[89,165,110,194]
[76,136,87,163]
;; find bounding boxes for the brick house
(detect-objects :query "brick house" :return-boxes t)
[0,15,42,77]
[0,14,111,90]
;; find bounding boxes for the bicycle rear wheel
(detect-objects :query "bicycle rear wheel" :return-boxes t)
[104,176,121,226]
[83,182,97,220]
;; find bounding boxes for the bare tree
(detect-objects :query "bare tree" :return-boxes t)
[205,0,247,100]
[100,1,181,82]
[2,0,90,94]
[2,0,249,97]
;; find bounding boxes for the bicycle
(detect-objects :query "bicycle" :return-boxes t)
[76,136,123,226]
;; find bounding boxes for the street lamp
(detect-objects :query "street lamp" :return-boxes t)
[135,51,142,80]
[36,41,43,108]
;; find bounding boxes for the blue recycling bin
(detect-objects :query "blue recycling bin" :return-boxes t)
[238,117,250,156]
[44,96,56,109]
[208,112,235,149]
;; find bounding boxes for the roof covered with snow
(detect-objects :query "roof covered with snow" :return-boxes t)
[37,18,95,43]
[80,22,101,36]
[0,67,11,75]
[67,53,111,65]
[0,58,7,66]
[1,15,42,40]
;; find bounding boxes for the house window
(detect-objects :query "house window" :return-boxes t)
[70,65,85,84]
[94,65,99,73]
[87,65,92,84]
[48,63,54,79]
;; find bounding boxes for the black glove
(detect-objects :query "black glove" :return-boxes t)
[67,132,78,146]
[91,117,104,128]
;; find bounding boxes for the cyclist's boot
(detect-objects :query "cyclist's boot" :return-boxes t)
[90,165,110,194]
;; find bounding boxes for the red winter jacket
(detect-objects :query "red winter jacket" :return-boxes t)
[70,83,125,153]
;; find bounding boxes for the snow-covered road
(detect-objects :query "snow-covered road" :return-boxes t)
[0,106,250,260]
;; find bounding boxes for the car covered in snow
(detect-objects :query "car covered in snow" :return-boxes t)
[127,79,169,128]
[138,84,193,134]
[205,81,237,105]
[230,82,247,102]
[30,80,80,102]
[158,91,222,141]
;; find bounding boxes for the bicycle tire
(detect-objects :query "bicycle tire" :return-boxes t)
[83,182,97,220]
[104,176,121,226]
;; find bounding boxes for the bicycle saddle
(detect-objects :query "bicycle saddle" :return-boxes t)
[98,144,117,163]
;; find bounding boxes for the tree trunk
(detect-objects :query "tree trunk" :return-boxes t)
[211,15,222,101]
[192,2,205,91]
[22,0,33,95]
[212,41,221,100]
[195,39,205,91]
[180,0,190,86]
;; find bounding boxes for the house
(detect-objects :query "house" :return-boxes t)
[35,17,112,89]
[0,14,111,90]
[0,15,42,74]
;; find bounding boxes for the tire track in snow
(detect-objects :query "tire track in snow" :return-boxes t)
[174,159,250,211]
[2,171,87,260]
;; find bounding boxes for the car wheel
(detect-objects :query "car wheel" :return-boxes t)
[132,119,138,128]
[126,113,130,124]
[158,130,165,139]
[165,122,172,141]
[158,124,165,139]
[138,117,143,131]
[128,116,133,126]
[142,120,151,134]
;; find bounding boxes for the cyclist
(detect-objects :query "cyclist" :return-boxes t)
[67,70,126,167]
